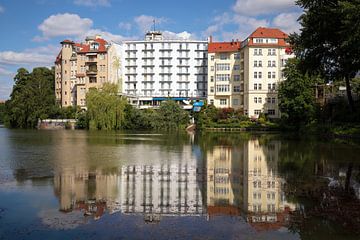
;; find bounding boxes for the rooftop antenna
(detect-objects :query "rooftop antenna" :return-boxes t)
[153,19,156,32]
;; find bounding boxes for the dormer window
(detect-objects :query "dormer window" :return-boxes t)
[90,43,99,50]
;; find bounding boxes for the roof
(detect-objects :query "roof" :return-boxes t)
[76,38,109,53]
[249,27,288,39]
[60,39,75,44]
[56,37,109,61]
[246,27,290,47]
[208,41,241,53]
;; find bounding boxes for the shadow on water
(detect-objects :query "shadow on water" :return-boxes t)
[0,129,360,239]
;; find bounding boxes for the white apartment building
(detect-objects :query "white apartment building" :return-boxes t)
[241,28,293,118]
[116,31,208,108]
[208,27,294,118]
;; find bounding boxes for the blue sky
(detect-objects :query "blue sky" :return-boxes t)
[0,0,301,100]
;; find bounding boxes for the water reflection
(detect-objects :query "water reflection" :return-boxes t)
[51,135,297,231]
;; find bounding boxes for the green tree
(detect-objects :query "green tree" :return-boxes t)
[5,67,56,128]
[278,59,319,128]
[0,102,5,124]
[152,100,189,130]
[86,83,127,130]
[290,0,360,112]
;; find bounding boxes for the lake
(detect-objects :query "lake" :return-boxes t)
[0,128,359,239]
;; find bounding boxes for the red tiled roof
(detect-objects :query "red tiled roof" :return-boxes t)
[208,41,241,53]
[60,39,75,44]
[246,27,289,47]
[249,27,288,39]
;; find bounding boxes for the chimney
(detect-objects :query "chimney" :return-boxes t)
[208,35,213,43]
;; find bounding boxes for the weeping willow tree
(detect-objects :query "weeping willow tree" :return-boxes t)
[86,83,127,130]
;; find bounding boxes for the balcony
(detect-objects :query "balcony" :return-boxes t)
[86,69,98,75]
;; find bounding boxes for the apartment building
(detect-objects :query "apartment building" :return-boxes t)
[207,40,243,110]
[208,27,293,118]
[117,31,208,108]
[55,35,118,108]
[241,27,293,118]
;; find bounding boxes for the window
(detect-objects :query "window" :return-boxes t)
[233,65,240,70]
[267,97,271,103]
[210,76,214,82]
[210,99,214,105]
[216,63,230,71]
[232,99,239,105]
[258,60,262,67]
[268,60,271,67]
[220,53,229,60]
[254,97,258,103]
[254,83,258,90]
[211,55,214,61]
[220,99,227,105]
[254,72,258,79]
[272,83,276,90]
[216,84,230,92]
[268,109,275,115]
[234,75,240,81]
[268,83,272,90]
[258,83,262,90]
[259,49,262,55]
[233,86,241,92]
[258,72,262,79]
[268,72,271,78]
[271,98,276,104]
[254,60,258,67]
[211,66,214,71]
[272,72,276,78]
[216,74,230,81]
[234,53,240,59]
[258,97,262,103]
[254,110,261,115]
[210,87,214,93]
[272,60,276,67]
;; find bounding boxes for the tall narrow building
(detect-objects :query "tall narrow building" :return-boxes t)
[55,35,118,108]
[207,39,243,110]
[240,27,293,118]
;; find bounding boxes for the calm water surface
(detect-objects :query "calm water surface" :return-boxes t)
[0,128,360,239]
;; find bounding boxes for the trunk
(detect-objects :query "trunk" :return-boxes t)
[345,162,353,192]
[345,75,355,112]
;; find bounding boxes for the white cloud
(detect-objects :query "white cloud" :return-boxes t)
[83,29,126,43]
[0,45,59,66]
[0,67,13,76]
[233,0,297,16]
[35,13,93,41]
[74,0,110,7]
[0,5,4,13]
[134,15,167,33]
[119,22,132,31]
[272,12,301,33]
[162,31,194,40]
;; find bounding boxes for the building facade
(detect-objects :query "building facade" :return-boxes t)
[207,27,293,118]
[116,31,208,108]
[55,35,118,108]
[207,40,243,110]
[241,27,293,118]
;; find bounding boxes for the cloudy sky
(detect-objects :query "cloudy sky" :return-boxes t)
[0,0,301,100]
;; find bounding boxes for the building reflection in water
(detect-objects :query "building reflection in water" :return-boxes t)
[53,139,296,229]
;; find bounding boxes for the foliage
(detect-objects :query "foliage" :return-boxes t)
[5,67,57,128]
[86,83,127,130]
[151,100,189,130]
[290,0,360,111]
[75,111,88,129]
[123,104,154,130]
[278,59,319,128]
[0,103,5,124]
